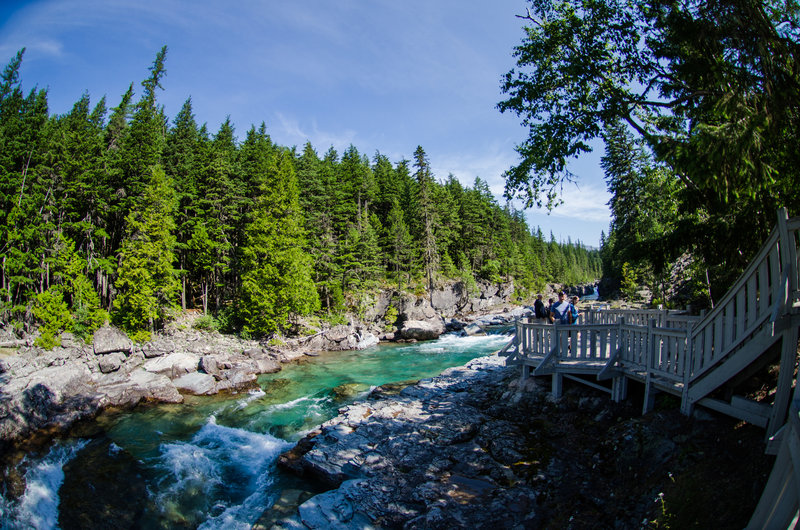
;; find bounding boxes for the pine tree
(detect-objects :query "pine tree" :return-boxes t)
[412,146,439,294]
[164,98,201,309]
[113,166,179,341]
[238,150,318,336]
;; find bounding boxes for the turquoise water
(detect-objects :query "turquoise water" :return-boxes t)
[0,330,511,529]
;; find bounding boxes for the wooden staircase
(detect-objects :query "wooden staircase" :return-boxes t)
[505,209,800,528]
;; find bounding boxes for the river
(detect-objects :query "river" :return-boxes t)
[0,330,512,529]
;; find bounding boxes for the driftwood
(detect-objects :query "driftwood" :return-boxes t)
[297,329,332,343]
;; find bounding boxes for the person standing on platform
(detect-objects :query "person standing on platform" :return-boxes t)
[534,294,548,321]
[570,296,580,324]
[549,291,573,324]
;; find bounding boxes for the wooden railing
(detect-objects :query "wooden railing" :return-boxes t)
[688,224,785,380]
[583,308,699,329]
[510,210,800,527]
[747,400,800,529]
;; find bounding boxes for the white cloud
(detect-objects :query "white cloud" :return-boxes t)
[273,112,358,152]
[546,181,611,223]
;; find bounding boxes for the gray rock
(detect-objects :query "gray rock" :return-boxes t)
[463,323,486,336]
[298,480,374,529]
[143,352,200,377]
[252,357,281,374]
[98,351,126,373]
[200,355,221,379]
[173,372,217,395]
[399,320,444,341]
[141,337,176,358]
[243,347,264,357]
[93,326,132,355]
[127,370,183,403]
[95,369,183,407]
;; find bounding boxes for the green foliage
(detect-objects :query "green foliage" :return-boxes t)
[237,148,319,336]
[0,47,605,339]
[32,288,72,348]
[113,166,180,336]
[478,259,502,283]
[192,314,219,332]
[383,304,399,331]
[500,0,800,299]
[620,262,638,302]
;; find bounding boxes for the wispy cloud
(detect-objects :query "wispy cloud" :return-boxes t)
[273,111,358,152]
[547,181,611,223]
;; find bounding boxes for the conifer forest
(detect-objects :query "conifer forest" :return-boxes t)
[0,47,601,344]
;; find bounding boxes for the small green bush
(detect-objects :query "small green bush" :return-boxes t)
[32,289,72,349]
[192,314,219,331]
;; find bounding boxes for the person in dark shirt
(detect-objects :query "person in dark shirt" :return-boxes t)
[534,294,547,321]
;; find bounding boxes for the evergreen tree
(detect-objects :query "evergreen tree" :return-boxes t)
[412,146,439,293]
[113,166,179,341]
[238,150,318,336]
[164,97,202,309]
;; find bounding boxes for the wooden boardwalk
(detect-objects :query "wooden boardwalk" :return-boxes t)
[503,209,800,528]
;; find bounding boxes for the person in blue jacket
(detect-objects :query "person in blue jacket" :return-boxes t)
[570,296,580,324]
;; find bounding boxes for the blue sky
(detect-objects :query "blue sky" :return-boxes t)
[0,0,611,247]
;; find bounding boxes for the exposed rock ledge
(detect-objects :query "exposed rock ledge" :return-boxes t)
[0,325,285,454]
[268,356,771,529]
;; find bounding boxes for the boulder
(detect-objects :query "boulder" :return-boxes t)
[173,372,217,395]
[127,370,183,403]
[463,323,486,336]
[200,354,222,379]
[143,352,200,378]
[93,369,183,407]
[98,351,126,373]
[216,368,258,391]
[242,347,264,357]
[399,320,444,341]
[141,337,176,358]
[252,357,281,374]
[93,326,132,355]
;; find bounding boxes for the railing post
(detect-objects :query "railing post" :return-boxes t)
[643,319,657,414]
[681,323,694,416]
[777,207,792,316]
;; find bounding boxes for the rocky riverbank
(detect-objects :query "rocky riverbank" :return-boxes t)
[0,278,546,457]
[266,354,772,529]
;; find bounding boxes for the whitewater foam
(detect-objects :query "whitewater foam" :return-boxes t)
[152,416,292,527]
[0,439,89,530]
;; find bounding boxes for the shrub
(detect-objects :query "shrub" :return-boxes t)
[32,288,72,349]
[192,314,219,331]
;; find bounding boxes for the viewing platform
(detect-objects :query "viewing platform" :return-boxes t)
[503,209,800,529]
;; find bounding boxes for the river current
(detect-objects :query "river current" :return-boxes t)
[0,330,512,529]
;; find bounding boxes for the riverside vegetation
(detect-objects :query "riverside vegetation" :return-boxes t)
[0,46,600,348]
[1,1,798,525]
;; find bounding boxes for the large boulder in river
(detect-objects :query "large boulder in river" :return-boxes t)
[173,372,217,395]
[399,320,444,341]
[94,369,183,407]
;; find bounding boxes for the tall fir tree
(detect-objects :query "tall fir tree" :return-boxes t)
[113,166,179,341]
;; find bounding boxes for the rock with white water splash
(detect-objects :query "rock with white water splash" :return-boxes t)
[398,320,445,341]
